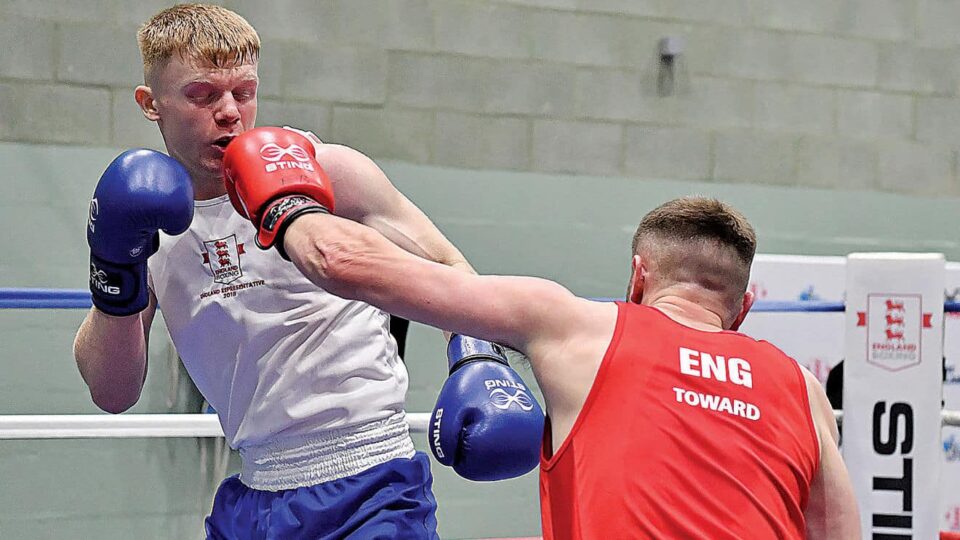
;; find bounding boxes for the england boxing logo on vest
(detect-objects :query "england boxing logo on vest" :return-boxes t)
[202,235,245,285]
[198,235,266,300]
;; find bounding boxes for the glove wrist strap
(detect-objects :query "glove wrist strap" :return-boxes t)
[88,253,148,317]
[447,334,509,373]
[256,195,330,261]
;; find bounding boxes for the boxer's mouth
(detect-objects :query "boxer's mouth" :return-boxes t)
[213,135,235,149]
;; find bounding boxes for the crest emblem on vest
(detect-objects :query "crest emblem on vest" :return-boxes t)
[202,235,245,285]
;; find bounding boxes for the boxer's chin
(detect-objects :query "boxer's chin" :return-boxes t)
[198,153,226,177]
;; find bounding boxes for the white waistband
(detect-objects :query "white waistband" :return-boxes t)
[238,412,416,491]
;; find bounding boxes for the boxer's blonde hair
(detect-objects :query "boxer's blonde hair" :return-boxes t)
[137,4,260,79]
[632,197,756,300]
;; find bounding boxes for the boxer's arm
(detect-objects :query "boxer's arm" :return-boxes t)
[283,213,613,408]
[313,144,473,272]
[801,367,861,539]
[73,292,156,414]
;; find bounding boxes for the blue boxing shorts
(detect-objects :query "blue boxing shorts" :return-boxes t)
[205,452,439,539]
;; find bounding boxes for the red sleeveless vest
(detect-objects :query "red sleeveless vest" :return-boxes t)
[540,303,819,539]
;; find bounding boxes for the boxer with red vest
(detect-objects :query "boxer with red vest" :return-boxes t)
[265,195,862,539]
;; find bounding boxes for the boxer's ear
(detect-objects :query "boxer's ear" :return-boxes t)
[627,254,644,304]
[729,290,755,331]
[135,86,160,122]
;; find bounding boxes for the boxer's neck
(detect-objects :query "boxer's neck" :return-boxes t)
[190,173,228,201]
[644,287,728,332]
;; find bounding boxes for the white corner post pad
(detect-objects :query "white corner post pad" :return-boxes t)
[843,253,944,539]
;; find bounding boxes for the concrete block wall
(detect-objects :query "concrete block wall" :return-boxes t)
[3,0,960,196]
[3,1,960,538]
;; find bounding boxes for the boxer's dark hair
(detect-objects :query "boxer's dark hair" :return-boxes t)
[632,197,757,299]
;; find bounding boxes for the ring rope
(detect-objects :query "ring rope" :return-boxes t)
[0,413,432,439]
[0,411,956,439]
[2,288,956,436]
[3,288,959,312]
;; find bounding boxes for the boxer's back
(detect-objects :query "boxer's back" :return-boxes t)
[540,302,819,539]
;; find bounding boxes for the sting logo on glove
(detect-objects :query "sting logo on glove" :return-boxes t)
[89,263,120,296]
[431,409,445,459]
[88,198,99,234]
[258,142,314,172]
[484,379,536,411]
[489,388,536,411]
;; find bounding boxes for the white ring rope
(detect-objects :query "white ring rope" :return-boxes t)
[0,413,432,440]
[832,409,960,427]
[0,411,956,439]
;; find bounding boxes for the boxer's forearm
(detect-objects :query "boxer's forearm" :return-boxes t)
[285,214,529,351]
[285,214,417,303]
[74,308,149,414]
[439,257,474,340]
[362,212,474,274]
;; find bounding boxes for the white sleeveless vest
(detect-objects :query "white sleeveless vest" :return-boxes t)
[147,131,410,459]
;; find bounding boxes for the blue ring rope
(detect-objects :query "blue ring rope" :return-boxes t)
[585,297,960,313]
[1,288,958,313]
[0,288,93,309]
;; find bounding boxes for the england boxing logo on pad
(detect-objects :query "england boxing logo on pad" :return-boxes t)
[258,142,314,173]
[860,294,932,371]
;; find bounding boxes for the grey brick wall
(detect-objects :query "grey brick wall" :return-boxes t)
[2,1,960,538]
[2,0,959,195]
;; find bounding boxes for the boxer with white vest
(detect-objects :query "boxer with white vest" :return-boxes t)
[73,5,541,538]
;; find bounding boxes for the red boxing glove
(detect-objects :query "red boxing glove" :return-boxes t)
[222,127,336,259]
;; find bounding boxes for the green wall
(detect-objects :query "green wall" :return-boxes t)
[0,141,956,538]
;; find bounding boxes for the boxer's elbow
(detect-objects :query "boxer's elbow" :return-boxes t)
[73,311,147,414]
[74,351,139,414]
[307,244,358,298]
[91,388,139,414]
[83,369,141,413]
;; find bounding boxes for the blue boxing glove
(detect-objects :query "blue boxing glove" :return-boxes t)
[429,335,545,481]
[86,150,193,316]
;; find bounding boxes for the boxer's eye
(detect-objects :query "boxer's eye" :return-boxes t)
[184,82,218,104]
[233,89,255,102]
